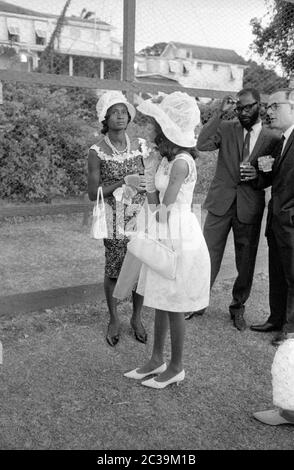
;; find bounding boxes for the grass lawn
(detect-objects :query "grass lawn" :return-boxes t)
[0,274,292,450]
[1,192,291,450]
[0,213,104,295]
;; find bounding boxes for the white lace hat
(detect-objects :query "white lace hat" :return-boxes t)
[137,91,200,147]
[96,91,136,123]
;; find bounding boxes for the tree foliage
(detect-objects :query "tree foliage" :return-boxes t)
[243,60,288,94]
[0,83,98,201]
[250,0,294,75]
[138,42,167,56]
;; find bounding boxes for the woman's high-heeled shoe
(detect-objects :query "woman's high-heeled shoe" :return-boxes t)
[130,320,147,344]
[141,370,185,389]
[123,363,167,380]
[106,322,120,347]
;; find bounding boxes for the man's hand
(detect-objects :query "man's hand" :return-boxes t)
[220,95,236,114]
[137,175,146,193]
[240,164,257,182]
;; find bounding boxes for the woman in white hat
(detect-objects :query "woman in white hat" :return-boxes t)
[88,90,150,346]
[124,92,211,388]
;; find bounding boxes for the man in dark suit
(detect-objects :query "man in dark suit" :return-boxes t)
[194,88,280,331]
[250,89,294,346]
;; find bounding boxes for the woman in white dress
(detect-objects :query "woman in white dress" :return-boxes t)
[124,92,211,389]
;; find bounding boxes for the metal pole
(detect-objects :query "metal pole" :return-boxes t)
[122,0,136,103]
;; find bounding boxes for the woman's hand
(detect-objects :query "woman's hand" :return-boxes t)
[143,150,161,192]
[124,174,141,187]
[124,174,146,193]
[155,205,169,223]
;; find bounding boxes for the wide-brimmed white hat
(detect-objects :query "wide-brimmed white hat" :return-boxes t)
[96,90,136,123]
[137,91,200,148]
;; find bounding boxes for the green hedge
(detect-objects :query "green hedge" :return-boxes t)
[0,84,223,202]
[0,83,98,201]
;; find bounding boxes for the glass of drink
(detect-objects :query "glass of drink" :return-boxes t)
[258,155,274,172]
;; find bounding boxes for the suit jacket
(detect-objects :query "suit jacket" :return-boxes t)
[197,116,280,224]
[257,130,294,239]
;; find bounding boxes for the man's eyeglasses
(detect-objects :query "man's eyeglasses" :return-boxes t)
[235,101,258,114]
[265,102,290,112]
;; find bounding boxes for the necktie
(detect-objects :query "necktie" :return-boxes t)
[242,128,252,162]
[274,135,285,166]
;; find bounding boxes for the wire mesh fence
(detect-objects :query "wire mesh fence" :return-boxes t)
[1,0,294,204]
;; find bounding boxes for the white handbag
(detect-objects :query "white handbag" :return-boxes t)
[127,213,177,280]
[90,186,108,239]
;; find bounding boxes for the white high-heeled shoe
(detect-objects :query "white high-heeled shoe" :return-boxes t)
[141,370,185,389]
[123,363,167,380]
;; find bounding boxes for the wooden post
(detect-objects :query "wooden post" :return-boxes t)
[100,58,104,79]
[69,55,73,76]
[122,0,136,103]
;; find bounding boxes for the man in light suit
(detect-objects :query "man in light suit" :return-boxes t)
[194,88,280,331]
[250,89,294,346]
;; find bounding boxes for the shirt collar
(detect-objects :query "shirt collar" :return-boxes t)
[243,120,262,136]
[283,124,294,142]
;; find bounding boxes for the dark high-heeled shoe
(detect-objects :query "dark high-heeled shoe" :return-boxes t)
[106,322,120,347]
[130,320,147,344]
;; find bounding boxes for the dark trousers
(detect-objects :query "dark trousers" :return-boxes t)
[267,226,294,332]
[203,202,262,315]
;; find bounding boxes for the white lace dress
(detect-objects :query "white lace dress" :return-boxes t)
[136,153,211,312]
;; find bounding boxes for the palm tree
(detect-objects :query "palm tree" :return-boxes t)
[38,0,72,73]
[79,9,95,20]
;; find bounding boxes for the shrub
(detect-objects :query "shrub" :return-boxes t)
[0,83,98,201]
[0,87,227,202]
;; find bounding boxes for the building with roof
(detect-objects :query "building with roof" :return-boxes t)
[0,0,121,77]
[136,41,247,93]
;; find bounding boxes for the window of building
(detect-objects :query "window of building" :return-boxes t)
[229,66,236,81]
[35,32,46,46]
[7,26,20,43]
[183,60,191,75]
[213,64,219,71]
[168,60,179,73]
[196,62,202,70]
[34,22,47,46]
[7,18,21,42]
[137,61,147,72]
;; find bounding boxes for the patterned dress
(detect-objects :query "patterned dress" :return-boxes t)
[90,135,148,278]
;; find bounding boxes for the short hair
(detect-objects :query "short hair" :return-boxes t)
[237,88,261,103]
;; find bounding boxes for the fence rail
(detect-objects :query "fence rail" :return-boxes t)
[0,201,92,220]
[0,69,232,99]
